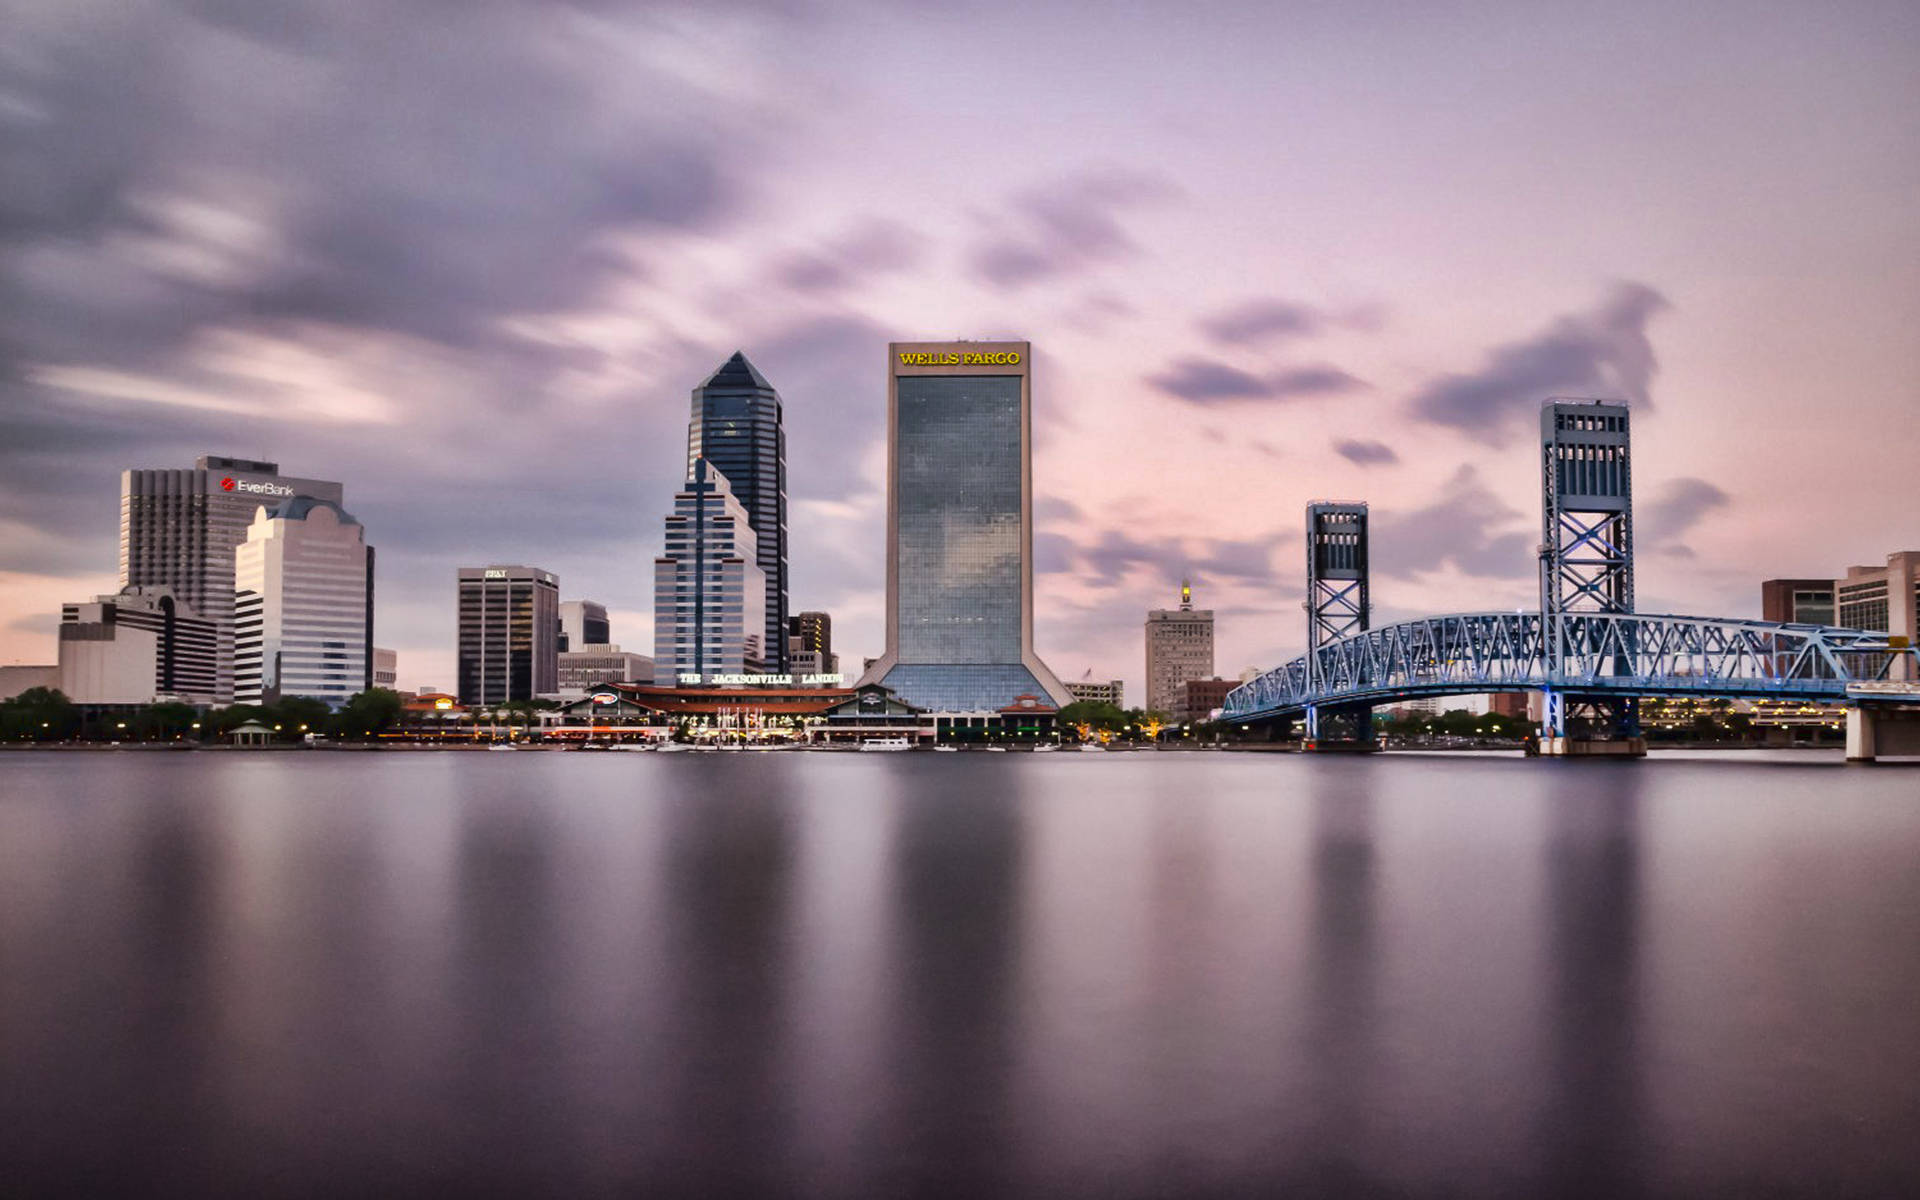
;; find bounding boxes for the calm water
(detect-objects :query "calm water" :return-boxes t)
[2,749,1917,1197]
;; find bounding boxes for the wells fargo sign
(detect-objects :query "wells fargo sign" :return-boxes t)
[897,350,1022,367]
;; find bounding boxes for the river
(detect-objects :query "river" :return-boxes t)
[2,749,1916,1196]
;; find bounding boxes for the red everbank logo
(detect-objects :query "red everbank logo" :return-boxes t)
[220,477,236,491]
[218,476,294,497]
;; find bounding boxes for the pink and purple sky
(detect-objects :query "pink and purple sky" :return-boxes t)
[3,0,1916,700]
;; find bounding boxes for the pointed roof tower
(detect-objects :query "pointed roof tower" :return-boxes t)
[698,350,774,393]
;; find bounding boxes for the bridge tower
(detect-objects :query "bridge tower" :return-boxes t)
[1538,399,1645,755]
[1304,502,1375,749]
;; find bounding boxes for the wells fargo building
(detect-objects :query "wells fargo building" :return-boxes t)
[858,341,1070,712]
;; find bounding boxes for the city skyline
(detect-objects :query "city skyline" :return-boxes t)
[3,1,1917,706]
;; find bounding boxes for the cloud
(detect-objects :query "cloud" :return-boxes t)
[1148,357,1366,404]
[1333,438,1398,466]
[968,168,1176,287]
[1372,465,1535,584]
[774,218,920,293]
[1198,298,1323,346]
[1409,282,1669,444]
[1044,528,1291,591]
[1643,477,1729,541]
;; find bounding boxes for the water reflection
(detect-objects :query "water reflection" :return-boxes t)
[1303,768,1380,1192]
[1536,769,1647,1197]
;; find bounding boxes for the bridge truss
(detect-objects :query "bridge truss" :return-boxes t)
[1222,611,1920,724]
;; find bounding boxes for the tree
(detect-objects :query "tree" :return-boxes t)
[328,688,405,740]
[131,702,198,741]
[268,696,332,740]
[1057,700,1127,742]
[1,687,80,741]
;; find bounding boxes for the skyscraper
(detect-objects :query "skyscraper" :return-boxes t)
[233,498,374,707]
[859,341,1070,711]
[558,600,610,651]
[1146,580,1214,716]
[120,455,344,701]
[57,586,219,706]
[687,352,788,670]
[457,566,560,705]
[653,459,768,685]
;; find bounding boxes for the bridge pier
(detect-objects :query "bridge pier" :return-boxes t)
[1537,690,1646,759]
[1846,705,1920,762]
[1304,703,1378,753]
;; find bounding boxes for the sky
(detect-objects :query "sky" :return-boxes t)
[2,0,1916,701]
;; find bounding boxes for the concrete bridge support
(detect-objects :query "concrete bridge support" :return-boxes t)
[1304,703,1378,753]
[1846,705,1920,762]
[1537,690,1646,758]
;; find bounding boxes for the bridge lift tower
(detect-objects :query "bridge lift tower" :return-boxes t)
[1304,501,1374,749]
[1538,399,1646,755]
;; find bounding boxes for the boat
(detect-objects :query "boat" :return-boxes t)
[486,743,515,752]
[859,737,913,752]
[657,742,693,753]
[933,745,959,753]
[1080,742,1107,752]
[1033,743,1058,753]
[986,745,1008,753]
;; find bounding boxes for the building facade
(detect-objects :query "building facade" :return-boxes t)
[233,498,374,707]
[787,611,838,677]
[120,455,344,701]
[57,586,218,706]
[1064,677,1125,708]
[859,340,1070,711]
[1179,677,1236,724]
[558,645,655,696]
[653,459,768,685]
[558,600,610,652]
[1145,581,1214,717]
[1761,578,1836,626]
[687,353,788,670]
[457,566,560,705]
[1834,552,1918,638]
[373,647,398,689]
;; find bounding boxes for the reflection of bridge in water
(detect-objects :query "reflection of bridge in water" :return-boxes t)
[1222,400,1920,760]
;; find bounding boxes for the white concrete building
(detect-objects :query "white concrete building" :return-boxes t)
[234,498,374,708]
[557,644,655,697]
[1145,581,1214,716]
[57,586,218,705]
[654,459,767,685]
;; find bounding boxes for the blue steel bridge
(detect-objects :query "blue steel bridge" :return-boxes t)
[1221,400,1920,759]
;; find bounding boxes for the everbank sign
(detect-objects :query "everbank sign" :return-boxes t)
[219,476,294,498]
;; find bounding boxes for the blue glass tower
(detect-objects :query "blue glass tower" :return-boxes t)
[687,352,788,670]
[859,341,1070,711]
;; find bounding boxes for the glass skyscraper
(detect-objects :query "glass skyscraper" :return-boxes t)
[687,353,788,670]
[859,341,1070,711]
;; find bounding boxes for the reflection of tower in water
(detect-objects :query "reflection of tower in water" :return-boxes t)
[1535,775,1647,1197]
[1303,771,1381,1191]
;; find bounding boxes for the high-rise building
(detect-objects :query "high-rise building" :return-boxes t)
[1834,552,1918,638]
[859,340,1069,711]
[653,459,768,685]
[559,600,610,652]
[120,455,344,701]
[373,647,398,689]
[1761,579,1836,626]
[1065,676,1124,708]
[57,586,218,706]
[788,612,838,677]
[233,498,374,707]
[1146,580,1214,716]
[688,352,788,670]
[457,566,560,705]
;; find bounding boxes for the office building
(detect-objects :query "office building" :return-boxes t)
[558,645,655,696]
[1761,579,1836,625]
[57,586,218,706]
[1065,676,1125,708]
[373,647,398,689]
[1179,677,1236,724]
[688,352,788,670]
[654,459,768,685]
[120,455,344,701]
[858,340,1070,711]
[1146,580,1214,716]
[234,498,374,707]
[788,610,838,677]
[457,566,560,705]
[559,600,610,652]
[1834,552,1919,637]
